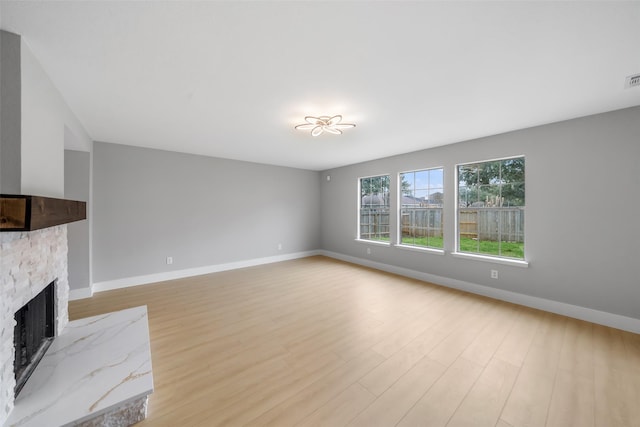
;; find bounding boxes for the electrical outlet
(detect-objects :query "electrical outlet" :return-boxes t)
[278,243,282,251]
[625,73,640,89]
[367,247,371,255]
[166,256,173,265]
[491,269,498,279]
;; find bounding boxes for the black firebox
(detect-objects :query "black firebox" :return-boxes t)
[13,280,56,397]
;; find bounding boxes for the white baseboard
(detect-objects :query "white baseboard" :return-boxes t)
[69,287,93,301]
[319,250,640,334]
[92,250,321,293]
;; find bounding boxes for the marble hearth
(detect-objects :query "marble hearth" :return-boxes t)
[6,306,153,427]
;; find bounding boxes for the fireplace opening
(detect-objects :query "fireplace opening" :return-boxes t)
[13,280,56,398]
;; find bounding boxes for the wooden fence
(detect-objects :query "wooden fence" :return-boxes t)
[459,207,524,242]
[360,208,390,240]
[360,207,524,242]
[400,208,443,238]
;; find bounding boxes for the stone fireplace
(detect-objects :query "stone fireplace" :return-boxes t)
[2,224,153,427]
[0,225,69,426]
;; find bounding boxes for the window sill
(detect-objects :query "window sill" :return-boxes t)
[394,244,445,255]
[451,252,529,268]
[354,239,391,247]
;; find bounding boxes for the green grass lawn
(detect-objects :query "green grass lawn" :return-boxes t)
[365,235,524,259]
[401,236,443,248]
[368,236,391,242]
[458,238,524,259]
[401,236,523,259]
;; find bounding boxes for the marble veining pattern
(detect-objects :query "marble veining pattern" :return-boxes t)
[6,306,154,427]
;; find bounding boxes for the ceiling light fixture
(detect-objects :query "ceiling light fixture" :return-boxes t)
[295,115,355,136]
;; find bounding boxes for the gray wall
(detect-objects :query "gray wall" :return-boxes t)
[19,36,92,196]
[92,142,321,283]
[320,106,640,320]
[0,30,92,197]
[65,149,91,291]
[0,31,22,194]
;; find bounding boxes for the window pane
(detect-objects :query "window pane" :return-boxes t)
[429,188,444,207]
[479,184,500,206]
[414,170,428,189]
[414,189,428,201]
[502,157,525,183]
[360,175,390,242]
[480,161,500,185]
[400,172,414,195]
[427,208,443,248]
[458,185,472,207]
[361,178,371,197]
[458,164,478,186]
[502,183,525,207]
[429,169,443,187]
[398,167,444,249]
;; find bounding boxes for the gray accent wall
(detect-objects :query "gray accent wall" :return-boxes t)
[65,149,91,291]
[0,30,92,197]
[0,31,22,194]
[320,106,640,320]
[92,142,321,283]
[19,35,64,197]
[19,36,92,196]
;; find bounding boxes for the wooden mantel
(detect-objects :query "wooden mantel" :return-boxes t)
[0,194,86,232]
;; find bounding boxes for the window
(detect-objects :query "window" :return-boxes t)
[399,168,444,249]
[457,157,525,259]
[359,175,390,242]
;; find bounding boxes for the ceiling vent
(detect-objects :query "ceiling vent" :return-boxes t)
[625,73,640,89]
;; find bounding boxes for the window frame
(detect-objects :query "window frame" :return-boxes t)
[356,173,392,245]
[395,166,445,253]
[454,155,528,266]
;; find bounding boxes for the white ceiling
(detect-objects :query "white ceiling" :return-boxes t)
[1,1,639,171]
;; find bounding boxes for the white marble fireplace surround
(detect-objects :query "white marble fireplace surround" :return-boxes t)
[1,226,153,427]
[1,226,69,426]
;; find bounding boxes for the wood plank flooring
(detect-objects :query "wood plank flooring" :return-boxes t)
[69,256,640,427]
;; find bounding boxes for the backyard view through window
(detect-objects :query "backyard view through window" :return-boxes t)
[400,168,444,249]
[360,175,390,242]
[458,157,525,259]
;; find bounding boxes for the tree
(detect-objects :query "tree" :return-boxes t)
[458,157,524,186]
[399,175,413,196]
[431,191,444,204]
[458,158,525,207]
[360,174,426,201]
[361,175,389,197]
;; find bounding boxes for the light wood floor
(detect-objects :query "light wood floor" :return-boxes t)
[69,256,640,427]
